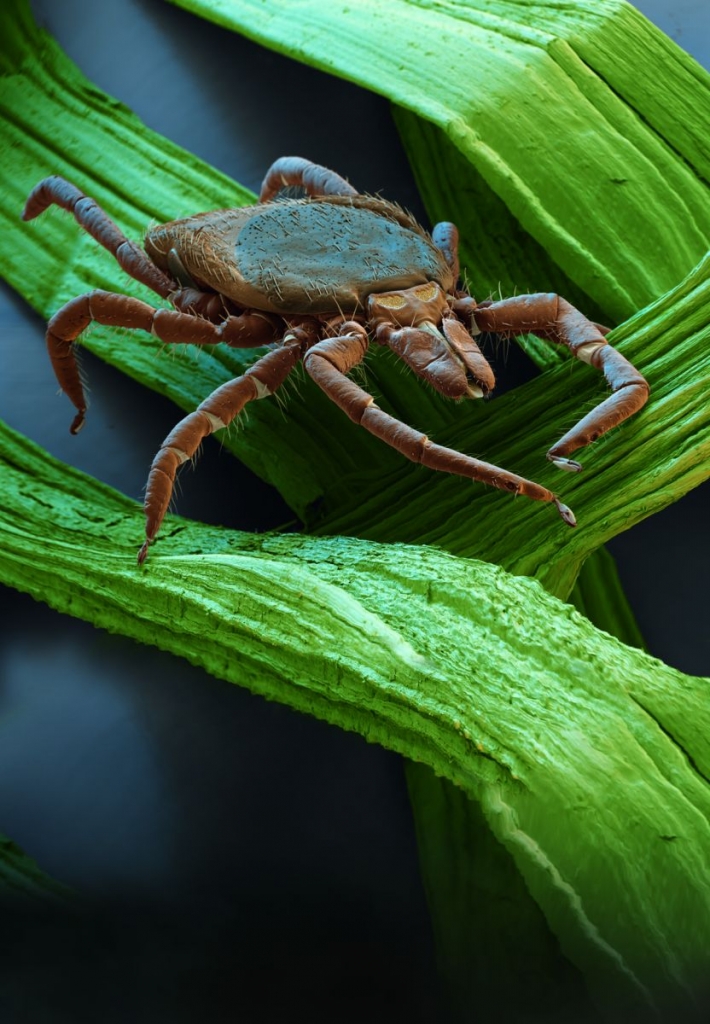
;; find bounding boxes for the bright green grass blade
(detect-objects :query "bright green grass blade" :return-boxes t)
[404,763,600,1022]
[406,544,648,1020]
[1,418,709,1020]
[166,0,710,322]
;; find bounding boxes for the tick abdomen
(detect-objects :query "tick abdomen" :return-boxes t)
[145,196,452,315]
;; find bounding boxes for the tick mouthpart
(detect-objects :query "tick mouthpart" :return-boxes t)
[417,321,494,400]
[421,324,488,399]
[439,316,496,398]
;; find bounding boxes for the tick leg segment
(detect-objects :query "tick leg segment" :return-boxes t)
[139,337,304,564]
[22,177,176,300]
[432,222,460,282]
[473,293,649,468]
[47,290,280,434]
[170,287,248,323]
[304,325,574,526]
[259,157,359,202]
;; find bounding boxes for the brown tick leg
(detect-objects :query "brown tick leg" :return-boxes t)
[259,157,359,202]
[139,333,306,564]
[47,291,280,434]
[22,177,176,299]
[432,222,460,282]
[170,287,244,323]
[473,294,649,469]
[304,324,574,527]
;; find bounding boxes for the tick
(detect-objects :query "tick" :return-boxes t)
[23,156,649,562]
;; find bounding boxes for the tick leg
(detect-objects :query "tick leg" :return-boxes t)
[304,324,574,526]
[259,157,359,202]
[140,335,305,564]
[22,177,176,300]
[47,290,280,434]
[170,287,244,323]
[473,294,649,469]
[432,222,460,282]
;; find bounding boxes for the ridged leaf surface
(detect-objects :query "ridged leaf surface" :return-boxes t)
[1,419,709,1019]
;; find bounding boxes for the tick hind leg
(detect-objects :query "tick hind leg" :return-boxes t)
[303,323,575,526]
[473,294,649,469]
[46,290,279,434]
[140,333,306,564]
[22,177,176,300]
[259,156,359,202]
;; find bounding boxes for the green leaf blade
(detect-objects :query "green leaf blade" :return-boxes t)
[1,418,709,1018]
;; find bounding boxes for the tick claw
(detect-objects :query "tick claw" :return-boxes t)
[70,410,86,434]
[137,541,150,565]
[554,498,577,527]
[549,455,582,473]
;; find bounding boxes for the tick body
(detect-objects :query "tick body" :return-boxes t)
[145,196,453,315]
[22,156,649,563]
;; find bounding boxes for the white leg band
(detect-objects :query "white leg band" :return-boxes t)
[250,377,272,399]
[203,411,227,433]
[166,445,190,464]
[577,341,606,365]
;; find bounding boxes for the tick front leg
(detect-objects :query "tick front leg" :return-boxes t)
[303,324,575,526]
[139,334,306,565]
[22,177,176,300]
[473,294,649,469]
[259,157,359,202]
[46,291,279,434]
[431,222,460,282]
